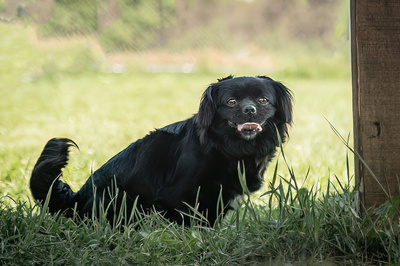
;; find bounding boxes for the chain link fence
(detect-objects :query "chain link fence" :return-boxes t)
[1,0,347,53]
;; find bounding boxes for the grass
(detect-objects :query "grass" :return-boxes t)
[1,23,398,264]
[1,155,399,264]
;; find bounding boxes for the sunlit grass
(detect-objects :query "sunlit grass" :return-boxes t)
[0,73,353,199]
[0,23,353,200]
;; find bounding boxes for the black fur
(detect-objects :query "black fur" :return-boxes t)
[30,75,293,225]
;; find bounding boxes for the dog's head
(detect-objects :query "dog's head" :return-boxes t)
[195,75,293,144]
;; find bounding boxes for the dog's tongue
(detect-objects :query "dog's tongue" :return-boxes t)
[237,123,262,132]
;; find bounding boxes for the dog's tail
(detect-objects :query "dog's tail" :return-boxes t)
[30,138,79,215]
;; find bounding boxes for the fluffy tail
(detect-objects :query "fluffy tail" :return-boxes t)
[30,138,79,215]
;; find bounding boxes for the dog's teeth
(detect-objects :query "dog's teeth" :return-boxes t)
[237,123,262,132]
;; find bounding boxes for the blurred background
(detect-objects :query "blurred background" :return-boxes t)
[0,0,352,199]
[1,0,349,74]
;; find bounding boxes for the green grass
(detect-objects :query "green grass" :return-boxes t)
[1,23,398,264]
[1,157,399,264]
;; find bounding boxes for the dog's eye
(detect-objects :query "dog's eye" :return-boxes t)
[259,97,269,105]
[226,98,237,107]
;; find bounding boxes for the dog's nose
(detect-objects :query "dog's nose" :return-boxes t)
[243,105,257,114]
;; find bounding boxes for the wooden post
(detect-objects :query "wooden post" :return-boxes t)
[351,0,400,211]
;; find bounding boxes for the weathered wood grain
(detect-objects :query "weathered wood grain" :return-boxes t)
[351,0,400,210]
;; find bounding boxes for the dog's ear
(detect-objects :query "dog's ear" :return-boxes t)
[272,81,293,127]
[258,76,293,126]
[195,84,217,131]
[271,81,293,141]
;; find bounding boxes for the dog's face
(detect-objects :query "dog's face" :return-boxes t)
[215,77,279,140]
[196,75,293,142]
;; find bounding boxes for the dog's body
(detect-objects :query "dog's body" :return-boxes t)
[30,75,292,225]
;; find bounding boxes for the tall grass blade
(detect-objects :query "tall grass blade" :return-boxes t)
[325,118,389,198]
[236,161,260,223]
[237,160,250,196]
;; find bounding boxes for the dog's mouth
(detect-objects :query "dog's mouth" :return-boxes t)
[237,122,263,132]
[228,121,264,139]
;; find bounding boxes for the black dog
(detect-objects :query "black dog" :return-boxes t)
[30,75,292,225]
